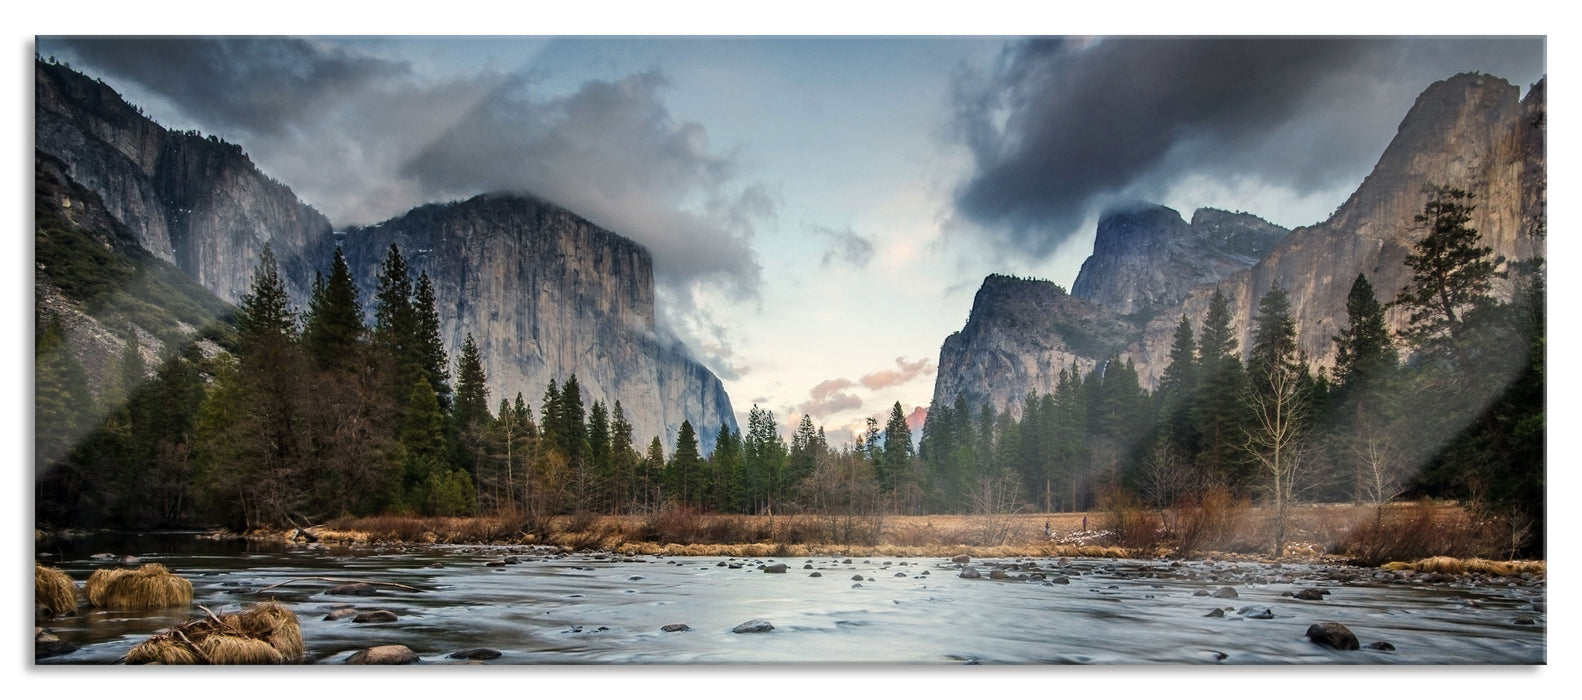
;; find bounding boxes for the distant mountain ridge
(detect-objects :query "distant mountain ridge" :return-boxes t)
[934,71,1546,413]
[33,59,736,450]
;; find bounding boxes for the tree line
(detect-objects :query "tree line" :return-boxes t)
[35,185,1543,555]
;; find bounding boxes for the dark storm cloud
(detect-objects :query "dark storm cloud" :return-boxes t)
[45,37,408,139]
[948,36,1546,260]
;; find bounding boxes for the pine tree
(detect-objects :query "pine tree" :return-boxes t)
[1332,273,1397,390]
[710,423,745,512]
[1193,288,1245,491]
[413,272,451,411]
[642,436,666,509]
[1247,285,1298,387]
[882,401,915,492]
[302,247,365,371]
[609,401,637,512]
[1395,184,1503,357]
[587,400,612,512]
[452,334,490,430]
[668,421,703,507]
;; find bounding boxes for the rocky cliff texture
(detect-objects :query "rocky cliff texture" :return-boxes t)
[930,275,1132,418]
[35,60,331,305]
[35,61,737,450]
[934,72,1544,412]
[340,194,736,450]
[1125,72,1545,387]
[1071,203,1287,317]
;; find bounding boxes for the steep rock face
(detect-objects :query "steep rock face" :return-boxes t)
[339,194,736,451]
[931,275,1134,417]
[35,60,739,452]
[933,72,1544,412]
[34,60,331,305]
[1071,203,1287,317]
[1125,73,1546,387]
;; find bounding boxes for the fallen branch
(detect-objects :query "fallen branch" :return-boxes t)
[257,577,424,593]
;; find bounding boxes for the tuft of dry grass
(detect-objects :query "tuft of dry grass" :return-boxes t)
[1381,556,1545,577]
[125,601,303,665]
[85,563,192,611]
[35,564,78,617]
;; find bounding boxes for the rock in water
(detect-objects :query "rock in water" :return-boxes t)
[449,648,502,660]
[1306,622,1360,650]
[763,563,788,574]
[1365,641,1396,651]
[959,567,982,579]
[732,619,774,634]
[323,608,358,621]
[1204,608,1225,618]
[35,628,77,659]
[1237,606,1274,619]
[1211,586,1239,599]
[952,555,971,564]
[988,570,1010,580]
[352,610,399,623]
[347,645,420,664]
[327,582,378,596]
[1293,588,1326,600]
[661,624,690,632]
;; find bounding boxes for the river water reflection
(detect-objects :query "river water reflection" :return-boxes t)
[34,534,1545,665]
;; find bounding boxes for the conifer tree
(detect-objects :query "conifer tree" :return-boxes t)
[413,272,451,411]
[302,247,365,371]
[710,423,745,512]
[668,421,703,506]
[1395,184,1502,357]
[609,401,637,512]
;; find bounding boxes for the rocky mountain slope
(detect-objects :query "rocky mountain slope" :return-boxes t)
[930,275,1133,418]
[340,194,736,450]
[934,72,1545,412]
[1071,203,1287,318]
[33,59,736,450]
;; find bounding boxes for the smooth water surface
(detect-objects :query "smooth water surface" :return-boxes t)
[34,534,1546,665]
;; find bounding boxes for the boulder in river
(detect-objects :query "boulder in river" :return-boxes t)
[450,648,502,660]
[1204,608,1225,618]
[763,563,788,574]
[851,574,865,581]
[952,554,971,564]
[661,624,691,632]
[352,610,399,623]
[35,628,77,659]
[732,619,774,633]
[1211,586,1239,599]
[1293,588,1327,601]
[1306,622,1360,650]
[323,608,359,621]
[1237,606,1274,619]
[1365,641,1395,651]
[959,567,981,579]
[347,645,419,664]
[988,570,1010,580]
[809,572,822,578]
[328,582,378,596]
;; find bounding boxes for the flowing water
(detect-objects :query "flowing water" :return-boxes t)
[34,534,1546,665]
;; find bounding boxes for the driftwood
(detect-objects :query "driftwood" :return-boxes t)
[257,577,424,594]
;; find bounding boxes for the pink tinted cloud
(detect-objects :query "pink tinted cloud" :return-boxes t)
[859,357,936,391]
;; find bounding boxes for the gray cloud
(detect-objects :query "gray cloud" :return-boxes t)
[808,224,875,268]
[948,36,1546,260]
[42,37,772,374]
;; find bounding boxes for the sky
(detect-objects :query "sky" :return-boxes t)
[30,33,1547,447]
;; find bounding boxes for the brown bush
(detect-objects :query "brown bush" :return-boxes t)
[35,564,77,617]
[1336,501,1510,564]
[1097,485,1163,552]
[85,563,192,611]
[125,601,302,665]
[1172,487,1253,555]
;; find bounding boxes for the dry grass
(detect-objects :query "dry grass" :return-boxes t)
[85,563,192,611]
[125,601,303,665]
[35,564,77,617]
[293,500,1541,564]
[1381,556,1546,577]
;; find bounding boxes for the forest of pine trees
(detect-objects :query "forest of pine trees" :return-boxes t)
[33,186,1545,556]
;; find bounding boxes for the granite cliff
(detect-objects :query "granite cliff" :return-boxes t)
[339,194,736,451]
[1071,203,1288,318]
[34,59,737,450]
[934,72,1545,413]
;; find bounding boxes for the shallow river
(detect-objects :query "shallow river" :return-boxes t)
[34,533,1545,665]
